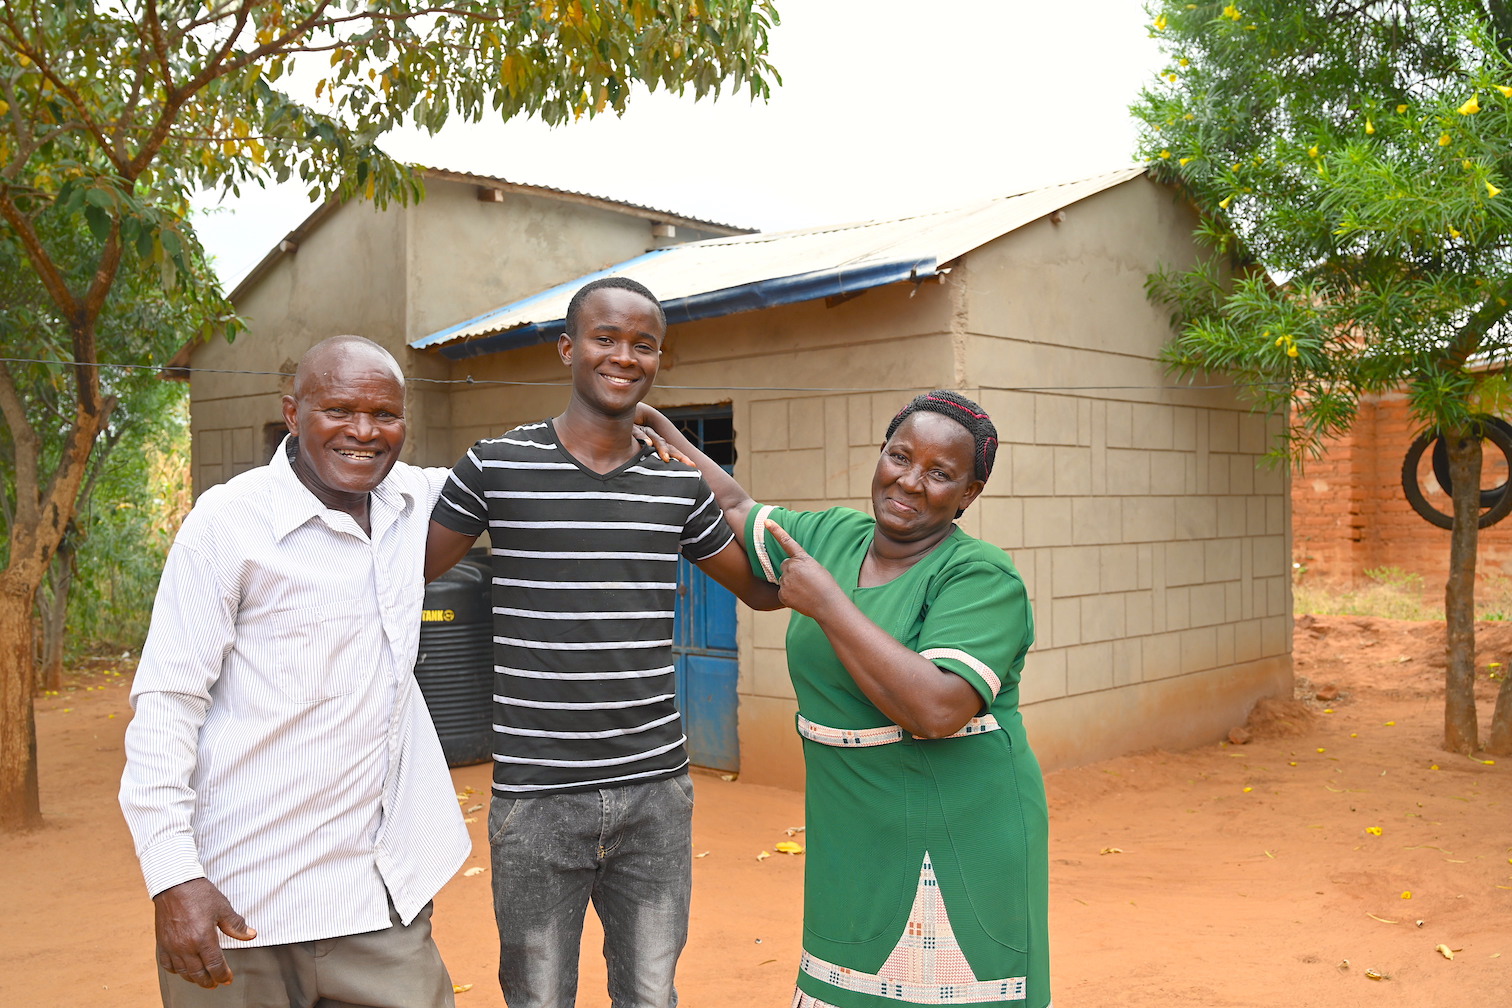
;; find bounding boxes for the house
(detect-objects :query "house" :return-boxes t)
[175,167,746,487]
[179,166,1294,790]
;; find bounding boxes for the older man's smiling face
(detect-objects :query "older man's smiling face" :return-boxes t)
[281,343,407,512]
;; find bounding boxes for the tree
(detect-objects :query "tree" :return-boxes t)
[0,0,779,831]
[1134,0,1512,755]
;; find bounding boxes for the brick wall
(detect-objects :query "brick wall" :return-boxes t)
[1291,391,1512,586]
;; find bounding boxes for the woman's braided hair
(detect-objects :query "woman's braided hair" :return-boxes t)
[884,390,998,483]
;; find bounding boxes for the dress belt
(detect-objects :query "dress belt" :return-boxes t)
[796,713,1001,747]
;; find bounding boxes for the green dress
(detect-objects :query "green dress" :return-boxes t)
[746,505,1050,1008]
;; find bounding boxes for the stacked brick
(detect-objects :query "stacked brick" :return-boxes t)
[1291,391,1512,586]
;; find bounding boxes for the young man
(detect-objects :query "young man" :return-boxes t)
[425,277,780,1008]
[120,336,469,1007]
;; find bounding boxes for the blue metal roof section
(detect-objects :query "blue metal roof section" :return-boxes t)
[409,250,669,354]
[429,255,936,360]
[412,166,1147,360]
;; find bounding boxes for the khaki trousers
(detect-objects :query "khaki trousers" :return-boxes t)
[158,900,453,1008]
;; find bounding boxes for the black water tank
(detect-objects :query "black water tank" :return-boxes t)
[414,551,493,767]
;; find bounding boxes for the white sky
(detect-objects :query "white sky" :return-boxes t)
[193,1,1166,289]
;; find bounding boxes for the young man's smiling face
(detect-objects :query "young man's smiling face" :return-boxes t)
[558,286,664,418]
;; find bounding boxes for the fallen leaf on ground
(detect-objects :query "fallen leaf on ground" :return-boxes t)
[1436,944,1454,960]
[465,803,483,813]
[774,841,804,855]
[756,850,771,861]
[1099,847,1124,855]
[1365,969,1388,980]
[694,850,710,858]
[1365,913,1397,924]
[453,983,473,993]
[784,826,806,836]
[462,817,477,824]
[462,867,486,877]
[719,774,736,781]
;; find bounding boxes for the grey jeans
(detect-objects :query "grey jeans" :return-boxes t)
[489,773,694,1008]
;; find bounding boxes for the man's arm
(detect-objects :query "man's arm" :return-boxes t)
[120,537,256,988]
[426,521,480,582]
[693,539,783,611]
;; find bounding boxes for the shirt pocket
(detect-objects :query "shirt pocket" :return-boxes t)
[270,597,380,703]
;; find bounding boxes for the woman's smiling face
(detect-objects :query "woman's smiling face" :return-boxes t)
[871,412,985,543]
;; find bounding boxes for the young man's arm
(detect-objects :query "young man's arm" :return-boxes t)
[692,539,783,610]
[425,522,479,583]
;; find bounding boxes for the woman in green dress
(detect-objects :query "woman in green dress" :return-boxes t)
[639,391,1049,1008]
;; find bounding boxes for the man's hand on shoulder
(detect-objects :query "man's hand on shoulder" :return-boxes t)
[153,877,256,988]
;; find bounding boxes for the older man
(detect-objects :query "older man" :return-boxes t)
[119,335,469,1007]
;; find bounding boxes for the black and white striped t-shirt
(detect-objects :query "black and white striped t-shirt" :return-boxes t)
[432,420,734,795]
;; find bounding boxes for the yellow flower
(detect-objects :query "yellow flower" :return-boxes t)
[1460,95,1481,115]
[1166,72,1179,83]
[1365,118,1375,134]
[1154,13,1168,30]
[1488,181,1502,198]
[1499,85,1512,97]
[1401,891,1413,899]
[1464,159,1474,169]
[1450,226,1462,238]
[1179,157,1192,166]
[1219,195,1233,209]
[1179,57,1190,67]
[1396,103,1408,113]
[1439,133,1453,146]
[1366,826,1383,836]
[1308,145,1319,158]
[1222,4,1242,20]
[1287,345,1299,358]
[1160,149,1171,159]
[1184,113,1194,120]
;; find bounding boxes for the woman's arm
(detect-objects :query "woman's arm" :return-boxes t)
[635,404,758,547]
[763,521,981,737]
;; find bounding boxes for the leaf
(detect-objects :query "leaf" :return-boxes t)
[462,866,486,877]
[694,850,710,858]
[1435,944,1454,960]
[453,983,473,993]
[1099,847,1124,855]
[756,850,771,861]
[774,841,804,855]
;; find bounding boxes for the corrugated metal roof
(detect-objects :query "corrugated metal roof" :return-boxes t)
[413,166,1148,360]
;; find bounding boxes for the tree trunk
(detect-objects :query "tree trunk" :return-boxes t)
[0,570,42,830]
[1443,427,1483,754]
[37,540,76,694]
[1488,666,1512,755]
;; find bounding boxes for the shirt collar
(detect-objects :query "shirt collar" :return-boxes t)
[268,435,417,540]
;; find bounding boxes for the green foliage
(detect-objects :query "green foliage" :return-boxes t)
[63,390,190,658]
[1135,1,1512,461]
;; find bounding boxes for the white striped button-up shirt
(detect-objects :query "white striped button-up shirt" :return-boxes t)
[119,439,470,947]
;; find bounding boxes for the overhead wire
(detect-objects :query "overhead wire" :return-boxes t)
[0,356,1291,394]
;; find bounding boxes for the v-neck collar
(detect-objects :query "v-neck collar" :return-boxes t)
[547,419,653,482]
[851,524,963,591]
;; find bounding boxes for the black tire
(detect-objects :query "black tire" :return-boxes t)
[1430,415,1512,507]
[1402,419,1512,529]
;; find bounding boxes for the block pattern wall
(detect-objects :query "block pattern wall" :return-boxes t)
[986,394,1291,710]
[1292,392,1512,586]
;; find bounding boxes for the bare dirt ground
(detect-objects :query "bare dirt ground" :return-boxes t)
[1,616,1508,1007]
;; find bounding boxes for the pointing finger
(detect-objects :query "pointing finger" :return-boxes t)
[763,520,809,559]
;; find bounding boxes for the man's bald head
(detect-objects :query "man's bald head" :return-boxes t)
[293,335,404,398]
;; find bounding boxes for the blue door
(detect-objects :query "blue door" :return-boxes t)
[668,409,741,771]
